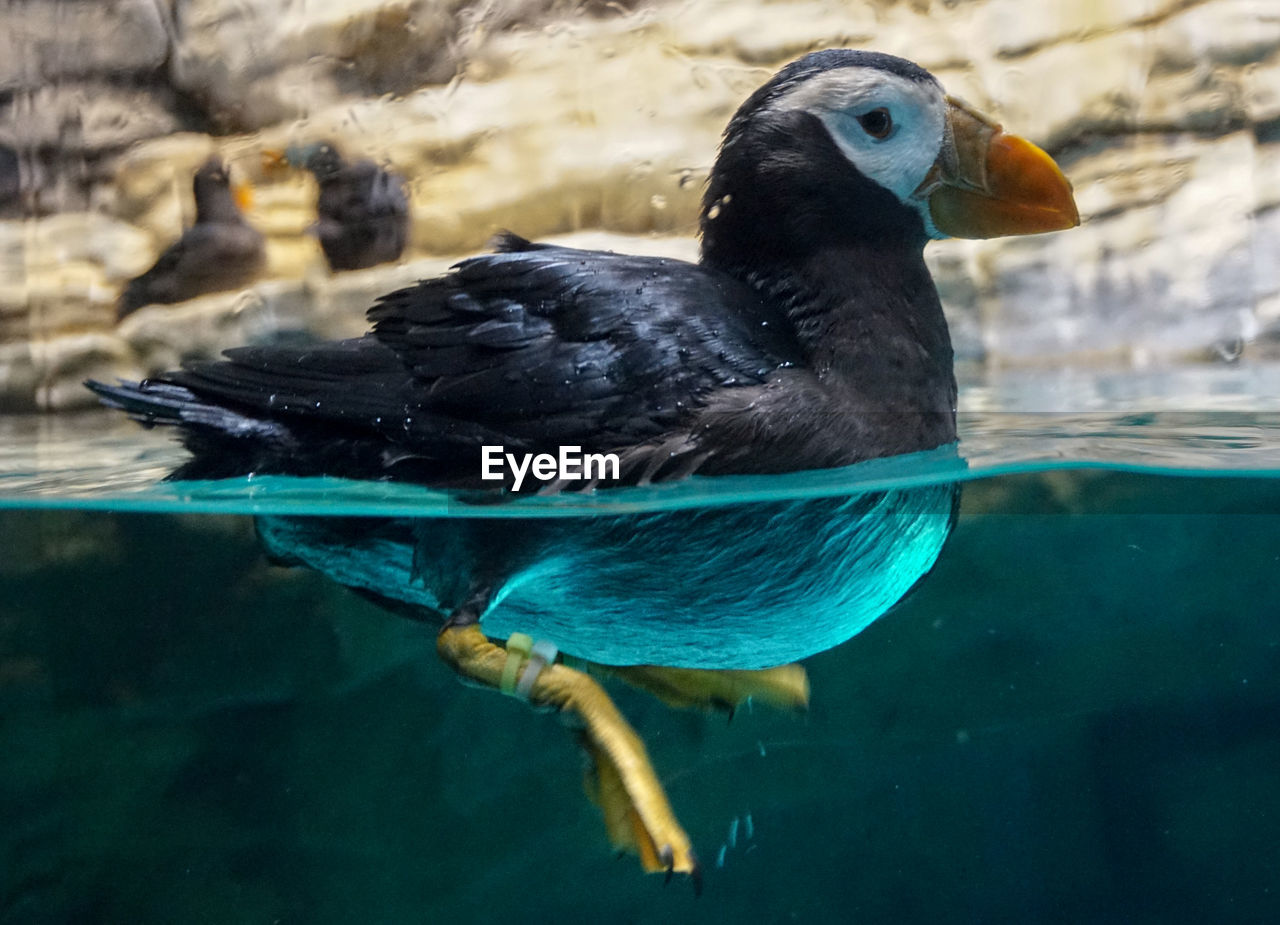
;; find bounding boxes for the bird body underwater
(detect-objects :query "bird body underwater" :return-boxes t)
[116,156,265,321]
[90,50,1079,884]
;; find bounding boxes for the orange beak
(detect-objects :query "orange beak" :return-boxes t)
[232,180,254,212]
[919,97,1079,239]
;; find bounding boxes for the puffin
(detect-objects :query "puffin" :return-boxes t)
[277,141,410,272]
[117,156,266,321]
[0,145,18,217]
[90,50,1078,886]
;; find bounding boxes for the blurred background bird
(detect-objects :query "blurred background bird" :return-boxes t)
[270,142,410,272]
[116,156,266,321]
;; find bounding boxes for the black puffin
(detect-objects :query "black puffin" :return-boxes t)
[97,51,1074,482]
[117,157,266,321]
[90,51,1078,885]
[276,141,411,272]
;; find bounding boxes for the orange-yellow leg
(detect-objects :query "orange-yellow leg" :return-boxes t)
[436,620,811,891]
[436,622,700,887]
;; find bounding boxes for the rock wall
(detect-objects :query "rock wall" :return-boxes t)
[2,0,1279,409]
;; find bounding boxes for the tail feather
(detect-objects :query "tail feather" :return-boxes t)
[85,378,288,439]
[86,377,312,480]
[87,378,193,423]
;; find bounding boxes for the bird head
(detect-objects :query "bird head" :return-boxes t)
[193,156,230,192]
[703,50,1078,258]
[269,142,347,182]
[193,156,254,213]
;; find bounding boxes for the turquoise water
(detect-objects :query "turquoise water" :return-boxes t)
[3,382,1280,922]
[4,406,1280,515]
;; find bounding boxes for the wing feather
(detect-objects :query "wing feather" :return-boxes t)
[366,238,801,447]
[110,237,803,484]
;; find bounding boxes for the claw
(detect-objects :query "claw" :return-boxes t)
[581,734,697,879]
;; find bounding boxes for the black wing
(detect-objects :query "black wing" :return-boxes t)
[118,223,265,319]
[93,235,801,484]
[368,233,801,449]
[117,238,192,317]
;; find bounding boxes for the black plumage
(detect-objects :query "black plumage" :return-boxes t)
[117,157,266,321]
[292,142,410,271]
[0,145,18,216]
[92,49,1075,490]
[87,50,1079,882]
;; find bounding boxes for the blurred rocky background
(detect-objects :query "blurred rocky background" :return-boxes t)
[2,0,1279,410]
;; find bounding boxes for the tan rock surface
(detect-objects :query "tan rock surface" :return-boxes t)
[3,0,1280,408]
[0,0,169,92]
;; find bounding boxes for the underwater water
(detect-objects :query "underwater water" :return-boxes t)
[3,384,1280,924]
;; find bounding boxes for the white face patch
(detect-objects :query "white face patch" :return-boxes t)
[768,67,949,235]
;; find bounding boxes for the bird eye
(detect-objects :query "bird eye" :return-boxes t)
[857,108,893,140]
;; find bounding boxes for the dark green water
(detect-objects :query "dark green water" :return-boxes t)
[3,411,1280,922]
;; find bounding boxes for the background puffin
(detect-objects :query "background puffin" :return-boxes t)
[279,141,410,272]
[116,157,266,321]
[90,50,1078,885]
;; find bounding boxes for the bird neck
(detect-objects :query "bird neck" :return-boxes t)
[741,244,953,384]
[194,182,244,224]
[752,246,959,454]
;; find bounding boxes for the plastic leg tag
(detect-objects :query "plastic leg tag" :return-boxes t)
[515,639,560,701]
[500,633,534,697]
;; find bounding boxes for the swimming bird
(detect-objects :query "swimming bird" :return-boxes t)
[117,157,266,321]
[89,50,1078,886]
[277,141,410,271]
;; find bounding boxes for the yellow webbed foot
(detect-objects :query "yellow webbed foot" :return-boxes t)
[582,732,699,887]
[605,662,810,715]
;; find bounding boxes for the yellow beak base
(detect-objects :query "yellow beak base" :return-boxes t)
[927,101,1080,239]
